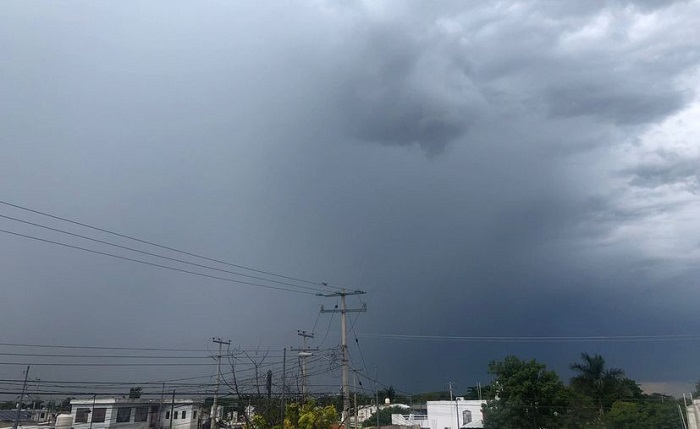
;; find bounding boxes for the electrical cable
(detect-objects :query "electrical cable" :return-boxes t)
[357,333,700,343]
[0,199,343,290]
[0,213,330,294]
[0,228,317,295]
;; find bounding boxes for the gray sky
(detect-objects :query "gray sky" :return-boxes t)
[1,0,700,399]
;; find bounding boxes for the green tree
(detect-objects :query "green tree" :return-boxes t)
[483,355,568,429]
[363,406,409,428]
[282,401,337,429]
[604,394,681,429]
[409,391,451,402]
[693,379,700,398]
[570,353,626,415]
[59,397,73,412]
[463,384,495,400]
[378,386,396,403]
[129,387,142,399]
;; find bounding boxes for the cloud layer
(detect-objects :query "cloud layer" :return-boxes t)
[1,0,699,395]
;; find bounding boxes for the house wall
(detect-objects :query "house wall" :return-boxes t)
[160,403,200,429]
[425,399,484,429]
[687,401,700,429]
[70,399,201,429]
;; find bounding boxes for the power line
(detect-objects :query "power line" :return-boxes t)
[0,352,213,359]
[0,228,317,295]
[358,333,700,343]
[0,342,207,352]
[0,213,328,294]
[0,199,343,291]
[0,362,216,367]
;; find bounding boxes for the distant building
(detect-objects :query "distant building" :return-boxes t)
[351,404,410,428]
[69,398,202,429]
[392,399,485,429]
[0,410,32,428]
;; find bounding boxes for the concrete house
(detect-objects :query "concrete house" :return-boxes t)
[69,398,202,429]
[392,399,485,429]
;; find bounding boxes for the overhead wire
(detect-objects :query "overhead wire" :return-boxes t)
[0,213,330,294]
[0,228,317,295]
[0,342,208,352]
[357,333,700,343]
[0,199,343,291]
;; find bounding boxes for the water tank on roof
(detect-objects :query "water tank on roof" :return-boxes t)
[55,414,73,429]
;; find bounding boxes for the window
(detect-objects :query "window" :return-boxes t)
[462,410,472,424]
[76,408,90,423]
[165,412,170,420]
[117,408,132,423]
[193,411,197,419]
[40,413,45,419]
[174,411,179,419]
[92,408,106,423]
[181,411,186,420]
[135,407,149,422]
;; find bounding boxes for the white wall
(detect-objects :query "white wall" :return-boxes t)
[426,399,484,429]
[70,399,201,429]
[687,402,700,429]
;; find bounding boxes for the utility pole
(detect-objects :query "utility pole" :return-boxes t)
[319,289,367,422]
[280,348,287,423]
[169,390,175,429]
[211,338,230,428]
[353,371,358,429]
[158,383,165,429]
[89,394,96,429]
[374,368,379,429]
[13,366,30,429]
[448,382,459,429]
[291,331,318,401]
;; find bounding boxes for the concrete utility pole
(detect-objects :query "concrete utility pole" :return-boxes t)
[280,348,287,423]
[319,289,367,422]
[291,330,318,401]
[169,390,175,429]
[211,338,231,428]
[89,394,96,429]
[157,383,165,429]
[448,382,459,429]
[374,368,379,429]
[13,366,30,429]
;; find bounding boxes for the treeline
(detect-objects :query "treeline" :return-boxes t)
[482,353,687,429]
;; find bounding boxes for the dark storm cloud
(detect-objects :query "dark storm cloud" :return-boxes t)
[336,22,482,154]
[1,0,700,398]
[626,151,700,190]
[326,1,699,155]
[544,83,685,125]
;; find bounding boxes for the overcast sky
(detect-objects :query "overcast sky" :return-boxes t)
[1,0,700,399]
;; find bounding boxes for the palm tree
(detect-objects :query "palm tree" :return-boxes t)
[570,353,625,415]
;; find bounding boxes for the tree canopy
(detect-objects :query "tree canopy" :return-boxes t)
[362,406,409,428]
[483,355,569,429]
[482,353,684,429]
[570,353,627,415]
[283,401,337,429]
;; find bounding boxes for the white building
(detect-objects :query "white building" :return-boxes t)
[392,399,485,429]
[687,400,700,429]
[69,398,202,429]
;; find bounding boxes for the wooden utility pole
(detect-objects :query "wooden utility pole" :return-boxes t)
[319,289,366,422]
